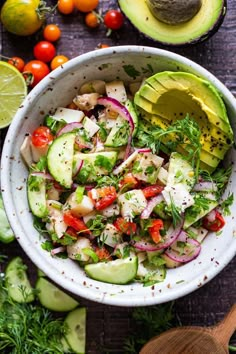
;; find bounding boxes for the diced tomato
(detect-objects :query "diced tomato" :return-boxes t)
[119,173,138,189]
[114,217,137,236]
[31,126,54,147]
[88,186,117,210]
[202,210,225,232]
[142,184,164,199]
[148,219,164,244]
[65,227,78,238]
[63,211,91,235]
[94,246,112,261]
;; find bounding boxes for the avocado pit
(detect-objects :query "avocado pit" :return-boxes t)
[146,0,202,25]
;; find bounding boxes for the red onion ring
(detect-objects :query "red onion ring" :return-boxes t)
[193,181,217,192]
[165,230,201,263]
[135,148,152,153]
[57,122,83,137]
[204,209,216,223]
[140,194,164,219]
[97,96,134,159]
[30,172,54,180]
[51,246,66,256]
[72,159,83,177]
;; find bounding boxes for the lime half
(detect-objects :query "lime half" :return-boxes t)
[0,61,27,128]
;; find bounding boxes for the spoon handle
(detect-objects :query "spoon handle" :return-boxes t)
[211,304,236,347]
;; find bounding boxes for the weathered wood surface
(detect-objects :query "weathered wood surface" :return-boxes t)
[0,0,236,353]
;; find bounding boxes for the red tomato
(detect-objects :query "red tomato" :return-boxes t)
[63,211,91,234]
[33,41,56,63]
[119,173,138,189]
[142,184,164,199]
[58,0,75,14]
[23,60,50,87]
[8,56,25,72]
[43,24,61,42]
[94,246,112,261]
[65,227,78,238]
[148,219,164,244]
[50,55,69,70]
[202,210,225,232]
[88,186,117,210]
[31,126,54,147]
[114,217,137,236]
[104,9,124,30]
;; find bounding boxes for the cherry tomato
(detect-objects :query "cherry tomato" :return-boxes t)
[142,184,164,198]
[148,219,164,244]
[7,56,25,72]
[33,41,56,63]
[64,227,78,238]
[104,9,124,30]
[63,211,91,234]
[88,186,117,210]
[85,11,100,28]
[23,60,50,87]
[114,217,137,236]
[50,55,69,70]
[43,24,61,42]
[96,43,110,49]
[58,0,75,15]
[31,126,54,147]
[73,0,99,13]
[202,210,225,232]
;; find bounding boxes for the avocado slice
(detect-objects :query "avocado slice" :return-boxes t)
[118,0,226,46]
[134,71,233,171]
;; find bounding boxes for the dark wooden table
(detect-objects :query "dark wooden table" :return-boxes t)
[0,1,236,353]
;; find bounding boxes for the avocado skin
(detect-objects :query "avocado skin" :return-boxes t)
[118,0,227,46]
[147,0,202,25]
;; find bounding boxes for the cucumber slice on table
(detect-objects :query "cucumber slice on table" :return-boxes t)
[47,132,76,188]
[5,257,34,303]
[84,256,138,284]
[36,277,79,312]
[64,307,86,354]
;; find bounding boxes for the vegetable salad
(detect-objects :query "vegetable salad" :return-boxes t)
[21,76,233,286]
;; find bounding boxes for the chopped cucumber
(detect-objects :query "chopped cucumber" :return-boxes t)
[5,257,34,303]
[64,307,86,354]
[0,193,14,244]
[47,132,76,188]
[36,277,79,312]
[125,99,139,136]
[27,173,48,218]
[84,256,138,284]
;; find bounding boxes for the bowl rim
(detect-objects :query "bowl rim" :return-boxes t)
[1,45,236,307]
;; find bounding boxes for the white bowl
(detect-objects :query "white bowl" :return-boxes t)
[1,46,236,307]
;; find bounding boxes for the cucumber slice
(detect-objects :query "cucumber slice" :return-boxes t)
[84,256,138,284]
[27,173,48,218]
[125,99,139,136]
[47,132,76,188]
[5,257,34,303]
[36,277,79,312]
[64,307,86,354]
[0,193,14,243]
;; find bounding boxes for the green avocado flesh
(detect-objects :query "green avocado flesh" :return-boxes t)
[118,0,225,45]
[134,71,233,172]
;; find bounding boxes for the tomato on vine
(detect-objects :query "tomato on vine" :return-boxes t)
[57,0,75,14]
[43,24,61,42]
[85,11,100,28]
[33,41,56,63]
[50,55,69,70]
[7,57,25,72]
[23,60,50,87]
[104,9,124,30]
[73,0,99,13]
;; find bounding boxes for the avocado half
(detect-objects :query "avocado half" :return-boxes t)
[118,0,227,46]
[134,71,233,172]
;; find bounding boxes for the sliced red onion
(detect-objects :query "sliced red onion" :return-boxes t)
[84,184,95,191]
[30,172,54,180]
[75,138,93,150]
[72,159,83,177]
[204,209,216,223]
[140,194,164,219]
[133,215,184,251]
[51,246,66,256]
[97,96,134,159]
[165,230,201,263]
[57,122,83,137]
[193,181,217,192]
[135,148,152,153]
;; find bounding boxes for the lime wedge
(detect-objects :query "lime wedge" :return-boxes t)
[84,256,138,284]
[0,61,27,128]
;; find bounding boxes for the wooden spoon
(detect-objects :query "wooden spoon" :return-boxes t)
[140,304,236,354]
